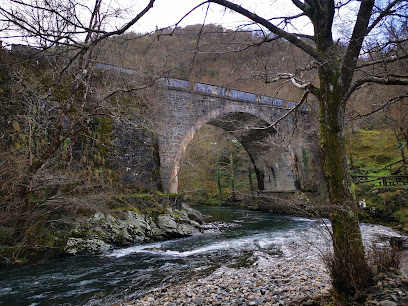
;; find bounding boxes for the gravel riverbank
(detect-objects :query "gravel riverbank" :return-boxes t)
[130,218,331,305]
[126,223,408,306]
[132,252,331,305]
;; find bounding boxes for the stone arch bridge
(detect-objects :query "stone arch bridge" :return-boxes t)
[156,78,320,194]
[96,63,321,194]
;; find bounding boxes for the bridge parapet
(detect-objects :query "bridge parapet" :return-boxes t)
[162,77,311,111]
[94,63,312,112]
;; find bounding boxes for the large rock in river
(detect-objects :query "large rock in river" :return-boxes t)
[64,238,112,255]
[63,204,203,255]
[157,208,202,237]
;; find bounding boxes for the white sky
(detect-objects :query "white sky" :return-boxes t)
[122,0,313,34]
[0,0,363,46]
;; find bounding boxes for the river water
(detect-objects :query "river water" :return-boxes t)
[0,206,405,305]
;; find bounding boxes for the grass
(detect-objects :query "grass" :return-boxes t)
[395,208,408,232]
[349,129,400,174]
[349,129,408,232]
[349,129,406,186]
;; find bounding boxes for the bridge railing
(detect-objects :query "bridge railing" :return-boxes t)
[94,62,315,112]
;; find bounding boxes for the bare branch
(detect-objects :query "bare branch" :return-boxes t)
[344,75,408,103]
[357,53,408,69]
[291,0,306,11]
[352,93,408,120]
[270,88,311,127]
[340,0,375,90]
[205,0,321,61]
[86,0,156,46]
[367,0,402,35]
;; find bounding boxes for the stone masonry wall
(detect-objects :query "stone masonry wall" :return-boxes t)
[107,119,162,191]
[156,82,322,193]
[93,64,323,194]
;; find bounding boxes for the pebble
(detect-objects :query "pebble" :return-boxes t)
[127,231,408,306]
[131,251,331,305]
[130,258,408,306]
[356,268,408,306]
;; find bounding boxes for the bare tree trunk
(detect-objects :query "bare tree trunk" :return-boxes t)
[319,80,369,300]
[13,131,65,241]
[230,142,236,201]
[394,130,407,168]
[217,157,222,197]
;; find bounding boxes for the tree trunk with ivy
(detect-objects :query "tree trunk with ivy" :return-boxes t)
[230,142,236,201]
[311,4,373,290]
[217,157,223,197]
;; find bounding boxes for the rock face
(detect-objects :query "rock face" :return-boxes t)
[64,205,203,255]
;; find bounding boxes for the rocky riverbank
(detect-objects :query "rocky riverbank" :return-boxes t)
[131,257,408,306]
[131,253,407,305]
[362,266,408,305]
[64,203,204,255]
[128,223,408,306]
[133,252,331,305]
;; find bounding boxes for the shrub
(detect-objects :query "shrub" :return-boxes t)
[367,243,401,271]
[322,247,370,300]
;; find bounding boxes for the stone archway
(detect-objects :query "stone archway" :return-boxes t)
[168,109,297,193]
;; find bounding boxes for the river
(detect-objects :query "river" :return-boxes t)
[0,205,405,305]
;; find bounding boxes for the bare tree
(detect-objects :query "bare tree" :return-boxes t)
[178,0,408,301]
[0,0,156,260]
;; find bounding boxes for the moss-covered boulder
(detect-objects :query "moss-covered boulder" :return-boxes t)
[63,204,204,255]
[64,238,112,255]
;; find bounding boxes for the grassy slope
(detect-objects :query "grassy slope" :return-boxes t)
[350,129,400,176]
[349,129,408,232]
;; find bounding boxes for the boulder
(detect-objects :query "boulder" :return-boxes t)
[63,206,203,255]
[89,211,152,244]
[64,238,112,255]
[181,203,206,224]
[157,209,202,237]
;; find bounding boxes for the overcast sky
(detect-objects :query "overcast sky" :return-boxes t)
[0,0,360,46]
[125,0,313,34]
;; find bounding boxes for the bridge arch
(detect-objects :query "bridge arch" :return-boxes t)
[167,107,297,193]
[91,64,320,193]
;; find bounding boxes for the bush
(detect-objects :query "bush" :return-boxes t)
[367,243,401,272]
[322,247,370,300]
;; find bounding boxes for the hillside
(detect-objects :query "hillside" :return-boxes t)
[348,129,408,232]
[350,129,400,176]
[95,25,317,104]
